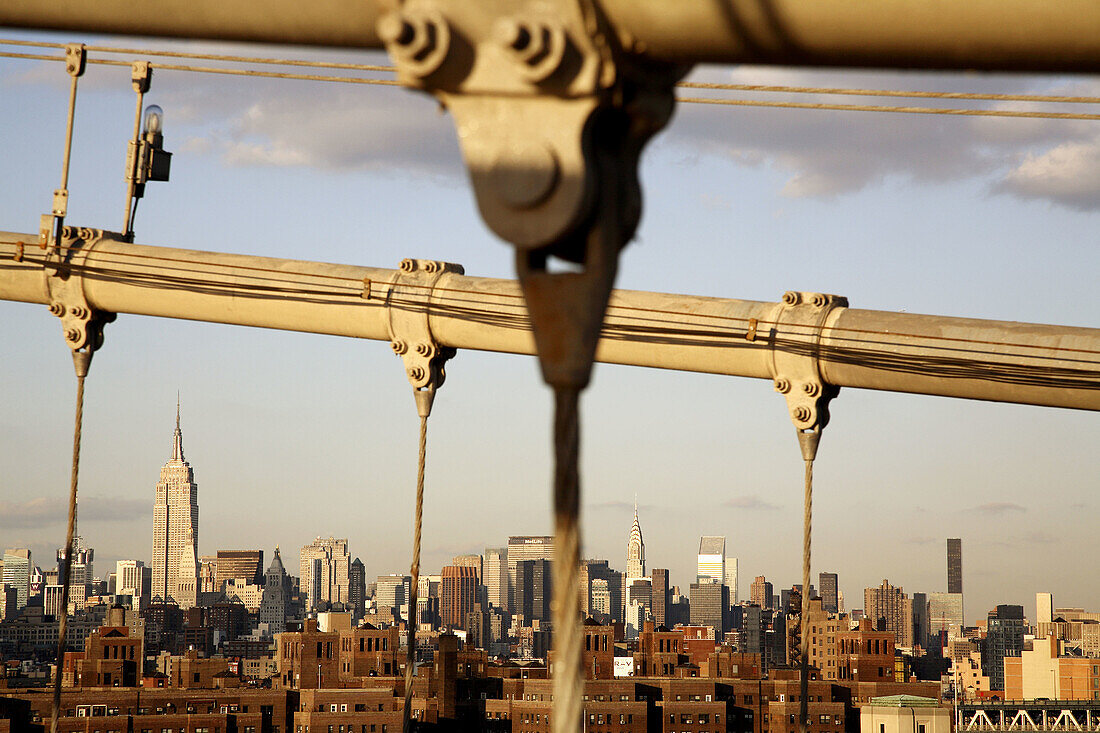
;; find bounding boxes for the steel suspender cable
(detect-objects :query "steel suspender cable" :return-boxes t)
[798,457,814,733]
[403,402,430,733]
[551,385,584,733]
[50,351,91,733]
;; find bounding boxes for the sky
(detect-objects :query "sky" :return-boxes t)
[0,30,1097,627]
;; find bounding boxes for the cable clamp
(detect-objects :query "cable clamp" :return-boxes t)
[387,258,463,414]
[770,290,847,460]
[44,227,118,363]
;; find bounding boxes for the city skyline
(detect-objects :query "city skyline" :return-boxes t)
[1,33,1097,632]
[0,403,1080,626]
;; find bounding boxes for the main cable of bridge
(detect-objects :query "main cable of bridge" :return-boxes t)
[4,38,1100,121]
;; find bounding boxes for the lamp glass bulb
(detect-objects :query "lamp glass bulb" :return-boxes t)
[143,105,164,135]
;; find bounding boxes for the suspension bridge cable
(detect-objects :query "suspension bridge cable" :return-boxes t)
[6,38,1100,106]
[676,96,1100,121]
[5,43,1100,118]
[677,81,1100,105]
[5,241,1100,362]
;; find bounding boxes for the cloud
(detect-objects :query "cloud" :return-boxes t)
[991,530,1056,548]
[588,501,655,511]
[722,495,779,511]
[157,75,464,177]
[995,135,1100,211]
[0,496,147,529]
[973,501,1026,516]
[665,67,1100,209]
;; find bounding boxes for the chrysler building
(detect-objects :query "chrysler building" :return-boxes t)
[151,401,200,609]
[626,500,646,581]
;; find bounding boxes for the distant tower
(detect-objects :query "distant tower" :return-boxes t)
[441,565,478,628]
[750,575,772,609]
[259,547,292,635]
[299,537,351,612]
[626,500,646,581]
[483,548,507,610]
[1036,592,1053,626]
[819,572,839,613]
[151,399,200,609]
[697,537,725,584]
[947,538,962,594]
[349,558,366,619]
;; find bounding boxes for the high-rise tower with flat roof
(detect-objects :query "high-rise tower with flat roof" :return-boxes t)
[947,538,962,594]
[697,537,725,584]
[507,536,553,612]
[819,572,839,613]
[151,401,200,609]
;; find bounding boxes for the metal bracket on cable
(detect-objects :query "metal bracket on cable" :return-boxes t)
[769,290,845,733]
[770,290,847,459]
[386,257,463,415]
[379,6,686,732]
[386,257,461,733]
[44,227,117,373]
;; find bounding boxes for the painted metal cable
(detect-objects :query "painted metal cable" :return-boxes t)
[6,39,1100,106]
[551,385,583,733]
[677,95,1100,121]
[798,457,814,733]
[50,359,88,733]
[678,81,1100,105]
[6,49,1100,118]
[403,413,427,733]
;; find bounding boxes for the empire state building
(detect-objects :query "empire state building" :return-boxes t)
[151,402,199,609]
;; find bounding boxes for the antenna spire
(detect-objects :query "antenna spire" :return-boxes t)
[172,395,185,461]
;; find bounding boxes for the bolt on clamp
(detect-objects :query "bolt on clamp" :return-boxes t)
[770,290,847,460]
[386,258,463,417]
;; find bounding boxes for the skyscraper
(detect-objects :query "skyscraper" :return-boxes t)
[514,559,552,627]
[927,592,964,648]
[507,536,553,612]
[452,554,482,583]
[483,548,507,610]
[626,503,646,581]
[947,538,962,594]
[115,559,147,610]
[441,564,478,628]
[864,579,913,647]
[697,537,725,584]
[215,550,264,588]
[259,547,292,635]
[151,403,200,609]
[299,537,351,611]
[983,604,1025,692]
[1,549,31,609]
[57,536,93,612]
[725,557,739,604]
[651,569,670,627]
[750,575,773,609]
[1036,592,1053,625]
[689,581,729,640]
[349,558,366,619]
[819,572,839,614]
